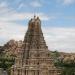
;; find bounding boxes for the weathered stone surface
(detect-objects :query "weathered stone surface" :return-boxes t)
[2,40,23,57]
[11,16,61,75]
[3,40,17,55]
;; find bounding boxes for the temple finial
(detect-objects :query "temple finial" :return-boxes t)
[34,15,36,19]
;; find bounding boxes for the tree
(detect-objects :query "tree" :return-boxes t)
[0,57,15,70]
[55,58,75,75]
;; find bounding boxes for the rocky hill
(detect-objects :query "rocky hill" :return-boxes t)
[0,40,75,61]
[0,40,23,58]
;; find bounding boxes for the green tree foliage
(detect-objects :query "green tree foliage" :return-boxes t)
[61,67,75,75]
[51,51,60,59]
[55,58,75,75]
[0,57,15,70]
[0,48,16,75]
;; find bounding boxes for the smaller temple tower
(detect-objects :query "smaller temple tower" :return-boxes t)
[11,16,61,75]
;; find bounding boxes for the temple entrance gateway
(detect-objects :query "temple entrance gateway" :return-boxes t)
[11,16,61,75]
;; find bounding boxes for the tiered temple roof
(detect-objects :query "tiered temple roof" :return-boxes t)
[11,16,61,75]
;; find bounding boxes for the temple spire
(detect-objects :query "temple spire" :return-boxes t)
[11,16,61,75]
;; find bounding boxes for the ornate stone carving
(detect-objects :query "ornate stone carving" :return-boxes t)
[11,16,61,75]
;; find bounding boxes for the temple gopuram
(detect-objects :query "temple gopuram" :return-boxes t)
[11,16,61,75]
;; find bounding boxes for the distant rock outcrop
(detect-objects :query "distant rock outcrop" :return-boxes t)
[1,40,23,58]
[56,52,75,63]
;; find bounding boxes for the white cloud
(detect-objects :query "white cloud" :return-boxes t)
[58,0,75,5]
[42,27,75,53]
[0,2,50,21]
[0,0,75,53]
[0,22,26,45]
[0,1,53,21]
[17,0,42,9]
[1,24,75,53]
[63,0,75,5]
[18,3,27,9]
[0,11,51,21]
[0,1,50,45]
[30,1,42,7]
[11,12,50,21]
[0,1,10,14]
[0,1,7,7]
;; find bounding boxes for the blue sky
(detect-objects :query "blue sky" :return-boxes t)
[0,0,75,52]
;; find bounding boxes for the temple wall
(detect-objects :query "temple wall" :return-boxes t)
[11,67,61,75]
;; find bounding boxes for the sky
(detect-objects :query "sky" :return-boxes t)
[0,0,75,53]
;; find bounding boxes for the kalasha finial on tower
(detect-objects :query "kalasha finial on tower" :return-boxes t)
[34,15,36,19]
[33,15,40,20]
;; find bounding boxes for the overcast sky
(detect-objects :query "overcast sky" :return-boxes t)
[0,0,75,53]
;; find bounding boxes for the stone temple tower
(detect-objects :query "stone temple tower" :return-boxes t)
[11,16,61,75]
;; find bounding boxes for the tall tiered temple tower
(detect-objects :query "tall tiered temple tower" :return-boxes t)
[11,16,61,75]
